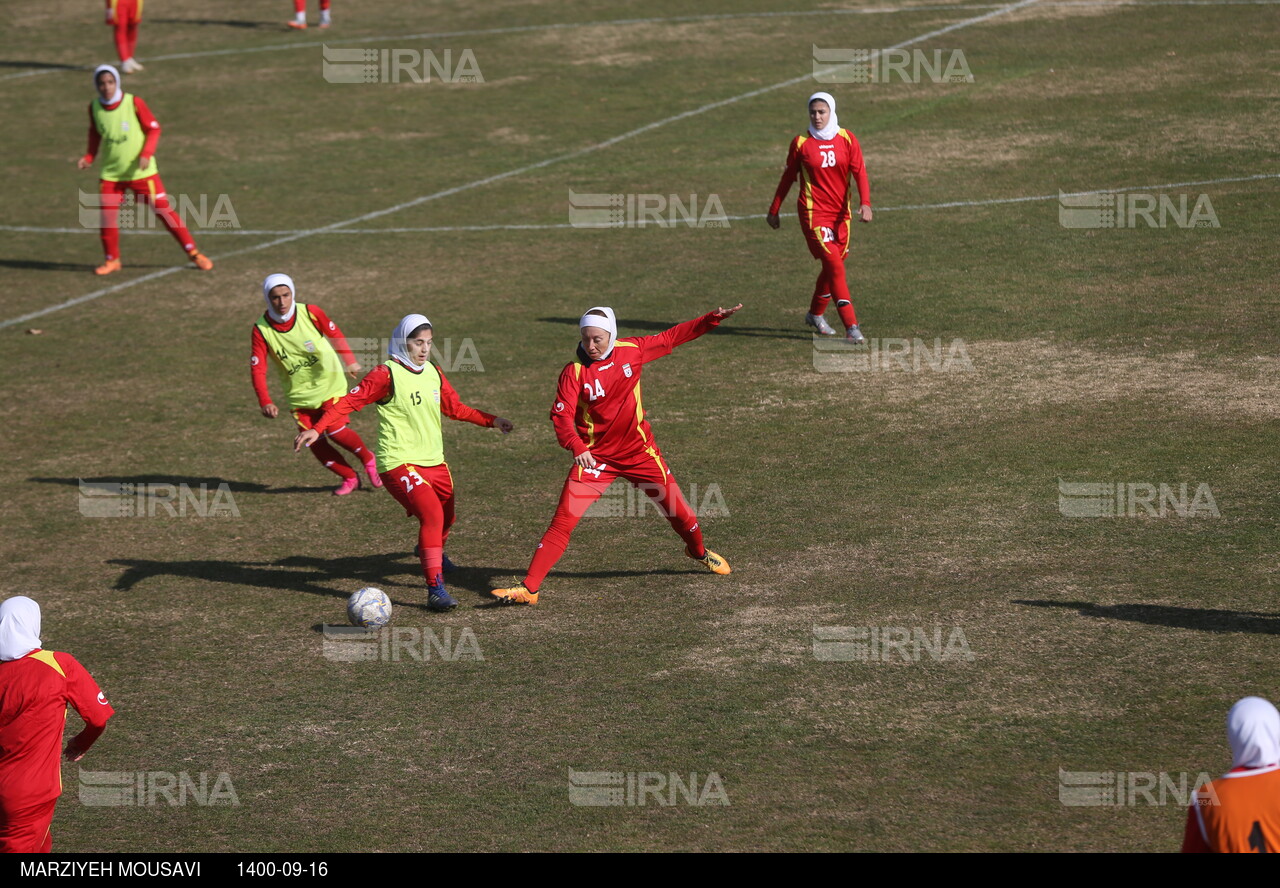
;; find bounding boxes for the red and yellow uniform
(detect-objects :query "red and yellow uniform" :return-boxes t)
[0,649,114,853]
[252,303,372,483]
[313,359,497,588]
[769,126,870,325]
[1183,766,1280,852]
[82,87,203,266]
[105,1,143,64]
[519,312,726,592]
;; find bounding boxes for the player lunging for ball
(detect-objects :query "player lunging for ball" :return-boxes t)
[295,314,513,612]
[252,273,379,496]
[491,303,742,606]
[766,91,871,343]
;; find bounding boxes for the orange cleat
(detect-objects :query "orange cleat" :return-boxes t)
[287,20,307,30]
[687,546,731,575]
[491,583,539,606]
[94,258,122,276]
[189,251,213,271]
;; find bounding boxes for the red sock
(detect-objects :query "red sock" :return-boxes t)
[113,24,130,61]
[640,475,706,556]
[326,426,372,465]
[810,270,832,316]
[293,0,306,12]
[419,544,443,588]
[144,190,197,254]
[126,23,139,59]
[309,437,355,478]
[835,298,858,327]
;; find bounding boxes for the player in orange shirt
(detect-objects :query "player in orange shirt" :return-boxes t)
[767,91,872,343]
[0,596,114,853]
[288,1,332,30]
[490,303,742,606]
[1182,696,1280,852]
[104,0,144,73]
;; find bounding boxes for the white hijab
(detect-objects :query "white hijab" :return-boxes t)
[808,91,840,141]
[1227,696,1280,769]
[389,313,432,372]
[262,273,297,324]
[579,306,618,361]
[94,64,124,107]
[0,596,42,661]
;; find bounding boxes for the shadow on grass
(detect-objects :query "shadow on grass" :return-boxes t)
[150,18,279,29]
[30,476,336,495]
[0,60,83,70]
[537,317,812,341]
[1014,600,1280,635]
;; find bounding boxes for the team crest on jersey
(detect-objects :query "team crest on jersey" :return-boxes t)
[623,363,633,378]
[434,389,441,404]
[303,340,316,352]
[120,121,130,132]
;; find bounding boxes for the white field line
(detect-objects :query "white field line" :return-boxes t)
[2,0,1276,82]
[6,172,1275,237]
[1,0,1047,330]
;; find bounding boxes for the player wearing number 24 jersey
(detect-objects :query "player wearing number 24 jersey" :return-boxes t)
[297,314,513,612]
[491,303,743,606]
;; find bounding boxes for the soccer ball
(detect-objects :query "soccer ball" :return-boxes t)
[347,587,391,628]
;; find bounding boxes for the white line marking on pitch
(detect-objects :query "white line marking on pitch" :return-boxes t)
[2,0,1275,82]
[0,0,1041,330]
[7,173,1274,237]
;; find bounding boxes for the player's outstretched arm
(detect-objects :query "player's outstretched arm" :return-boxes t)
[638,303,744,363]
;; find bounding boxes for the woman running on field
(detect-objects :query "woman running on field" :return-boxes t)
[252,273,379,496]
[766,91,872,343]
[77,65,213,275]
[491,303,742,607]
[295,314,513,612]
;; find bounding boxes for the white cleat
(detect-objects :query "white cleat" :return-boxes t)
[845,325,866,345]
[121,58,144,73]
[805,313,837,336]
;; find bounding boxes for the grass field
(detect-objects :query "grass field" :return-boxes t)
[1,0,1277,853]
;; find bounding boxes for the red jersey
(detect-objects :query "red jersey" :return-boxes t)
[768,129,870,226]
[312,361,495,435]
[551,312,724,462]
[250,305,357,408]
[82,95,160,167]
[0,650,114,811]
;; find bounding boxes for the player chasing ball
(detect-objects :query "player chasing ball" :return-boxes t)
[252,273,380,496]
[490,303,743,607]
[295,314,513,612]
[77,65,213,275]
[767,91,871,343]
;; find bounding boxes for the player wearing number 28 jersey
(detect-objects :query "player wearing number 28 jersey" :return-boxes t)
[767,91,871,342]
[490,303,743,606]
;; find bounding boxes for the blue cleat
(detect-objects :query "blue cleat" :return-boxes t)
[427,584,457,612]
[442,554,458,573]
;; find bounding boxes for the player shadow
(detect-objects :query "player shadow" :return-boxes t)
[1013,600,1280,635]
[0,258,172,273]
[150,18,279,30]
[107,552,424,599]
[30,476,337,495]
[0,60,83,70]
[538,316,812,341]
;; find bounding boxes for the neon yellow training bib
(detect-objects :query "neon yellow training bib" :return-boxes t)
[91,94,157,182]
[255,305,347,410]
[377,359,443,471]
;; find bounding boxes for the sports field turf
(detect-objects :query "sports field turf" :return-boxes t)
[1,0,1277,852]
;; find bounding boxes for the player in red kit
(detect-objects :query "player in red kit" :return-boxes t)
[288,1,332,29]
[0,596,114,853]
[104,1,144,73]
[767,91,872,343]
[490,303,742,606]
[77,65,213,275]
[295,314,513,611]
[252,273,380,496]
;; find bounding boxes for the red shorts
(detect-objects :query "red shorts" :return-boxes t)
[108,0,143,25]
[801,216,850,261]
[382,463,454,520]
[0,797,56,853]
[291,397,344,432]
[560,445,689,519]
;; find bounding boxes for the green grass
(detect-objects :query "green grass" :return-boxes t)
[1,0,1278,852]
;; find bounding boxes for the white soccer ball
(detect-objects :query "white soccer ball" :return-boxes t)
[347,587,392,628]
